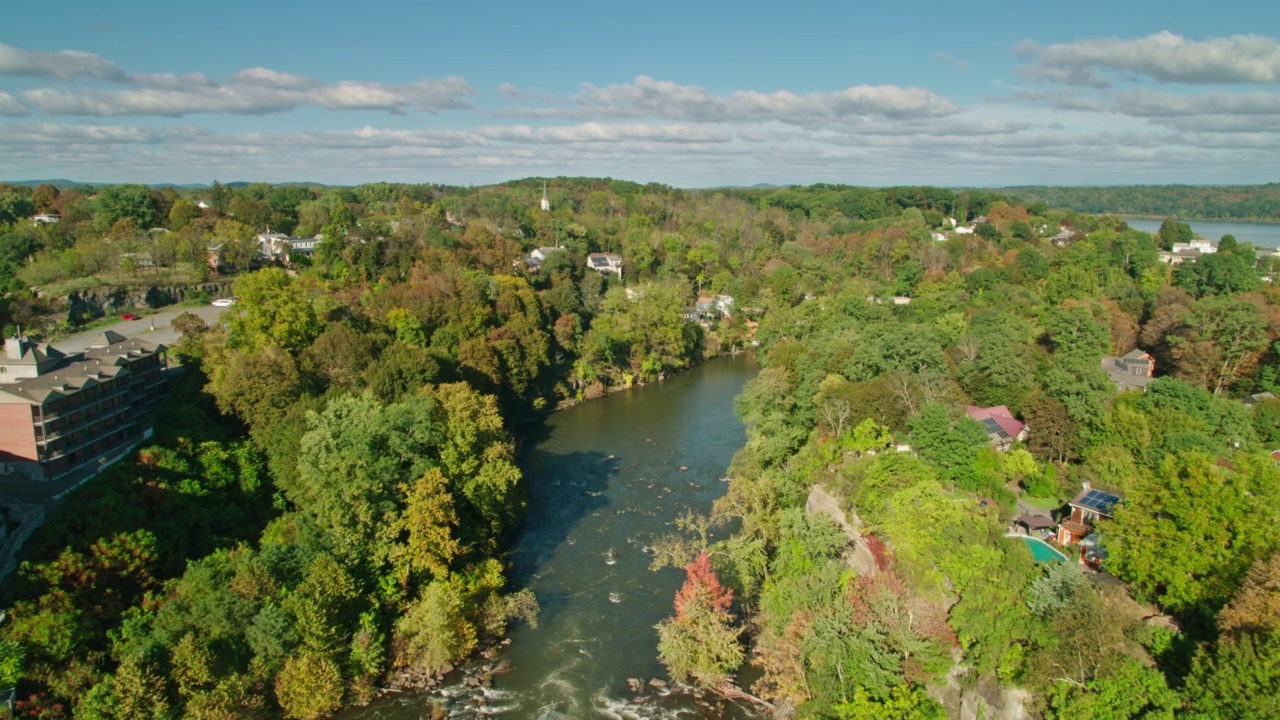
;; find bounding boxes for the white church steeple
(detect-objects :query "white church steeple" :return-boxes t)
[540,181,550,211]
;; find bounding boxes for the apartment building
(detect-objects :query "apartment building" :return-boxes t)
[0,331,167,481]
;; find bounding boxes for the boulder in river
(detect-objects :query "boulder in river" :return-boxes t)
[649,677,667,689]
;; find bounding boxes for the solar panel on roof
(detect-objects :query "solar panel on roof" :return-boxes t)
[1077,489,1120,513]
[980,417,1010,439]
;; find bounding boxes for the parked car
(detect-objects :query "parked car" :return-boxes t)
[212,298,236,307]
[120,313,139,320]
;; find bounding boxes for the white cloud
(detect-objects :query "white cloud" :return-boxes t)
[1017,31,1280,87]
[0,122,159,146]
[477,122,732,144]
[1110,89,1280,116]
[498,75,957,126]
[226,67,321,91]
[0,42,475,117]
[19,75,476,117]
[0,42,128,81]
[0,92,30,116]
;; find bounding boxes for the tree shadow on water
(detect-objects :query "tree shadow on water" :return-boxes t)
[507,448,617,587]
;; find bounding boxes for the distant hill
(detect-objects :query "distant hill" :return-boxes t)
[3,179,330,190]
[999,183,1280,222]
[4,179,94,189]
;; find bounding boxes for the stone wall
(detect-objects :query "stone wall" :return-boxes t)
[64,282,231,323]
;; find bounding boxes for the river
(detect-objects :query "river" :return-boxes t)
[1122,218,1280,249]
[338,353,761,719]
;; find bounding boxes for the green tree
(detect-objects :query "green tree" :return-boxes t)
[226,268,321,353]
[907,404,989,478]
[168,199,200,230]
[275,651,343,720]
[656,553,744,688]
[95,184,157,231]
[1107,453,1280,615]
[1156,217,1193,250]
[392,581,476,675]
[1173,252,1261,297]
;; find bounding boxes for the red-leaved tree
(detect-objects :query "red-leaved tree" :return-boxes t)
[656,552,743,688]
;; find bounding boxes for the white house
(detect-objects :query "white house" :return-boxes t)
[1172,240,1216,255]
[586,252,623,279]
[32,213,59,225]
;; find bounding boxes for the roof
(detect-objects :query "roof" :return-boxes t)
[1069,488,1121,516]
[1243,392,1277,405]
[1121,349,1152,361]
[1101,355,1157,390]
[965,405,1025,440]
[0,335,164,404]
[2,337,66,367]
[587,252,622,267]
[1016,514,1057,530]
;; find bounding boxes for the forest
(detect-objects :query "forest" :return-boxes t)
[0,177,1278,718]
[1004,184,1280,223]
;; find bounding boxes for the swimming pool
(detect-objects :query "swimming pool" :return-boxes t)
[1016,535,1068,563]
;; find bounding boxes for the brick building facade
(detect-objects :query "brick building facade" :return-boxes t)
[0,331,167,480]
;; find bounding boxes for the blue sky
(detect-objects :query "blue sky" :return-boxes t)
[2,0,1279,187]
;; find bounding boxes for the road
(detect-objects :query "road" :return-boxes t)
[52,304,231,354]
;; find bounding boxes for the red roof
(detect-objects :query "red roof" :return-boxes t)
[966,404,1025,439]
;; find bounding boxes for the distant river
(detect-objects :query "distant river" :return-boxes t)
[1123,218,1280,249]
[339,353,761,719]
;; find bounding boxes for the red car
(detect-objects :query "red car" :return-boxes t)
[120,313,139,321]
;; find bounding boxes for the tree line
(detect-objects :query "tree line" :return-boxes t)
[1,177,1278,717]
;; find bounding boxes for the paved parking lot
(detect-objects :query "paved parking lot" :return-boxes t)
[52,304,231,354]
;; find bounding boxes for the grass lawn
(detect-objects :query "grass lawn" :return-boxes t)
[1021,494,1065,510]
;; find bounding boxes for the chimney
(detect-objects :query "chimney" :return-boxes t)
[1082,481,1091,492]
[4,336,26,361]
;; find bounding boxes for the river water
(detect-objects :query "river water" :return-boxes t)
[1123,218,1280,249]
[339,353,761,719]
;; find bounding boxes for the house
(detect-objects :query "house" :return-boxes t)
[586,252,623,279]
[258,232,289,260]
[1013,514,1057,538]
[1160,240,1218,264]
[867,295,912,306]
[1242,392,1276,406]
[284,236,320,259]
[32,213,59,225]
[695,295,734,321]
[520,246,566,273]
[955,225,976,235]
[1271,450,1280,463]
[0,332,168,481]
[1056,484,1121,566]
[1159,248,1203,265]
[966,405,1027,451]
[1049,224,1081,247]
[1101,349,1156,392]
[1173,240,1217,255]
[256,232,319,262]
[931,232,947,242]
[196,200,213,210]
[205,243,224,271]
